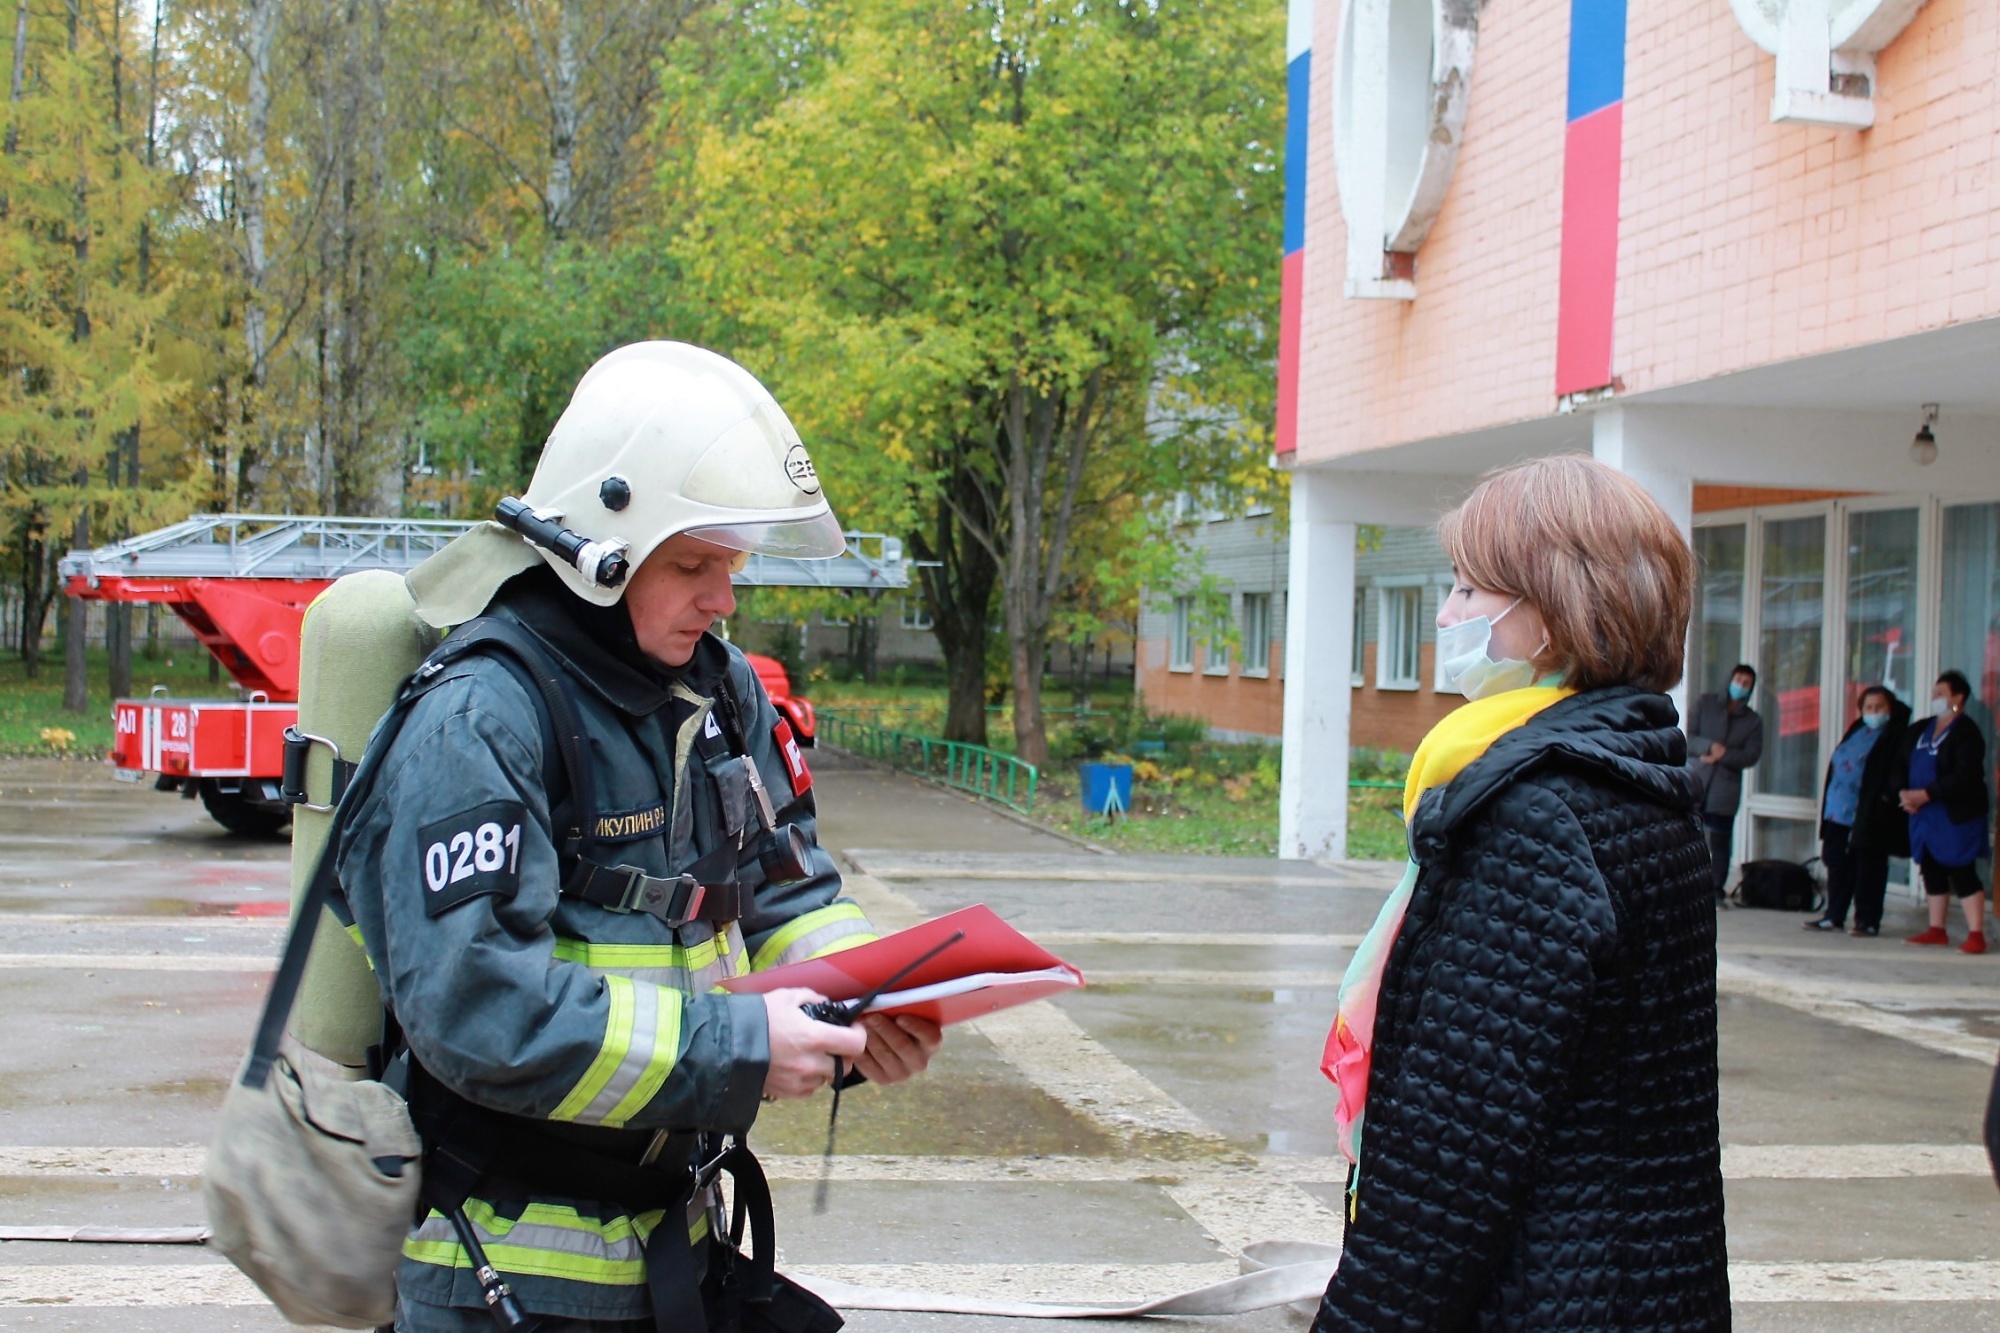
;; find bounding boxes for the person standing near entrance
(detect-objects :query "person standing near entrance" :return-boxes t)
[1900,670,1992,955]
[1806,685,1910,936]
[1688,664,1764,899]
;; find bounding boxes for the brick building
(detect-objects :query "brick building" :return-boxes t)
[1276,0,2000,863]
[1137,519,1459,753]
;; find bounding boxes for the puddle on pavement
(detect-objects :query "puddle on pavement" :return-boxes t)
[119,1076,230,1102]
[749,1029,1117,1157]
[123,897,290,918]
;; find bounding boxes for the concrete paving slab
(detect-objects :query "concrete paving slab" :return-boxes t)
[1049,987,1340,1158]
[746,1026,1119,1159]
[1717,993,1992,1145]
[0,1178,205,1232]
[1725,1175,2000,1261]
[7,754,2000,1329]
[1734,1304,2000,1331]
[0,968,259,1146]
[773,1182,1227,1266]
[811,751,1081,857]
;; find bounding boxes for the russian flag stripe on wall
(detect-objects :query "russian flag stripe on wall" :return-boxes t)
[1276,0,1313,457]
[1555,0,1626,398]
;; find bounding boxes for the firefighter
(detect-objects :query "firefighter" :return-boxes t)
[337,341,942,1331]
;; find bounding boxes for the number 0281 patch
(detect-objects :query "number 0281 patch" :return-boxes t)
[417,800,527,918]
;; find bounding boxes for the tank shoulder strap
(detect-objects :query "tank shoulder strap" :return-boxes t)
[422,617,745,929]
[416,617,598,859]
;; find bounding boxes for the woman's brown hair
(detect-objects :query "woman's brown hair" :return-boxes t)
[1437,455,1695,693]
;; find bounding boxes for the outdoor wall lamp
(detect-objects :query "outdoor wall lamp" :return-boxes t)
[1911,404,1940,466]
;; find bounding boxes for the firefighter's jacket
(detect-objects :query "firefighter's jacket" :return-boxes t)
[337,569,875,1323]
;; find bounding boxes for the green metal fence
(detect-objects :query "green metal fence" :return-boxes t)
[817,712,1039,813]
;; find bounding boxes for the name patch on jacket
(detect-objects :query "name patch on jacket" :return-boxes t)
[593,802,668,843]
[419,800,527,917]
[774,719,812,796]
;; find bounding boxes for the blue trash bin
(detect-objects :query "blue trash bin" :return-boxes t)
[1078,762,1133,817]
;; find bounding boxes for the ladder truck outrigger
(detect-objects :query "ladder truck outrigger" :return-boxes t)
[62,514,908,834]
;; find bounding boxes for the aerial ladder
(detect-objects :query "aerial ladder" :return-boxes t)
[61,514,908,833]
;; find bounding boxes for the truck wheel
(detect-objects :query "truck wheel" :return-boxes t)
[198,781,291,837]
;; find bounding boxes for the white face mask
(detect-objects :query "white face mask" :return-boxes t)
[1437,598,1543,701]
[1931,697,1953,718]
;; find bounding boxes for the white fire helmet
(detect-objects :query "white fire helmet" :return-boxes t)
[520,341,843,605]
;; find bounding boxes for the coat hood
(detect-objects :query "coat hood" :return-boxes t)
[1410,687,1701,863]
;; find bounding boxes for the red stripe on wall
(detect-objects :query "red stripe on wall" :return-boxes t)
[1276,249,1304,455]
[1555,103,1622,398]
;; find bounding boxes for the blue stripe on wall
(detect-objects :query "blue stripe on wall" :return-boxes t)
[1565,0,1626,123]
[1284,50,1311,255]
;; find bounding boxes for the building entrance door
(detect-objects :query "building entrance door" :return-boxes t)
[1697,498,1952,896]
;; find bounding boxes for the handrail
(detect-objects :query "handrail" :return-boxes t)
[818,711,1038,814]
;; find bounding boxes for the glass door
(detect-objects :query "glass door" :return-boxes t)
[1690,525,1746,701]
[1747,514,1827,861]
[1841,507,1920,719]
[1941,504,2000,877]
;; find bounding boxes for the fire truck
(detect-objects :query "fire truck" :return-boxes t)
[60,514,907,833]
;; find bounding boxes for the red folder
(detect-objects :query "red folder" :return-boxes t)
[719,904,1084,1026]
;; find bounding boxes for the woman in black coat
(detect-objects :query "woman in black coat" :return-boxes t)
[1315,457,1728,1332]
[1805,686,1910,935]
[1898,670,1993,953]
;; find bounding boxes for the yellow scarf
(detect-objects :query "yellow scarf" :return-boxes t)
[1325,682,1577,1182]
[1402,684,1579,823]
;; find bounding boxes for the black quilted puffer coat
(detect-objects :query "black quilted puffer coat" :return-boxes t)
[1315,687,1730,1332]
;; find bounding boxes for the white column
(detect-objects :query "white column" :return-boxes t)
[1591,405,1695,720]
[1279,468,1355,860]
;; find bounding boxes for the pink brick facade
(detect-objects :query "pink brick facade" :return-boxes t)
[1291,0,2000,462]
[1276,0,2000,862]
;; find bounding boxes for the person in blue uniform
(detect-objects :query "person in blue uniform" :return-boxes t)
[340,342,943,1330]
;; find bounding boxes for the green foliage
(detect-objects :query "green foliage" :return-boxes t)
[0,645,219,756]
[677,0,1284,762]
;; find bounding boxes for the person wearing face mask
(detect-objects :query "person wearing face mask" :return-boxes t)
[1805,685,1911,935]
[1686,665,1765,900]
[1314,456,1727,1332]
[1897,670,1992,954]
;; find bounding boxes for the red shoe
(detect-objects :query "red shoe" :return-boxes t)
[1961,933,1988,956]
[1905,927,1951,946]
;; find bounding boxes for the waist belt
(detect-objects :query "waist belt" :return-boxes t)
[563,858,743,929]
[409,1059,702,1216]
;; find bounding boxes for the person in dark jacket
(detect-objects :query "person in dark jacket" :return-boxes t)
[1899,669,1992,954]
[1805,686,1910,935]
[1315,456,1728,1333]
[1687,666,1764,898]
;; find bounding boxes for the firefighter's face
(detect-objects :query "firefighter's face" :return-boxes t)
[626,534,740,667]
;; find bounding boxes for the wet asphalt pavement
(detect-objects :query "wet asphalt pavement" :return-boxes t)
[3,748,2000,1330]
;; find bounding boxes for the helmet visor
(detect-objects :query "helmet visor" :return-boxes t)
[684,508,848,560]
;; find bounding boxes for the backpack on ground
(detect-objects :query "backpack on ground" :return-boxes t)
[1732,858,1824,912]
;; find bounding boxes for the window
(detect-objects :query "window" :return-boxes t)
[1378,586,1421,690]
[1203,604,1231,676]
[1351,586,1366,686]
[1169,596,1195,671]
[899,598,934,631]
[1241,593,1271,677]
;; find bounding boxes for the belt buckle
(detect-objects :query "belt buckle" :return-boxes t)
[622,869,703,926]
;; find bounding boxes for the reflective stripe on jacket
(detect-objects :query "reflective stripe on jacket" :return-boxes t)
[337,571,876,1321]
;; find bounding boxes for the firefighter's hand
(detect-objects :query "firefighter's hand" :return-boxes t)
[853,1013,943,1086]
[761,989,868,1101]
